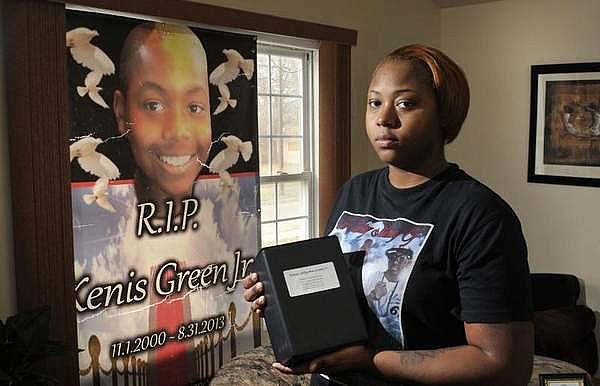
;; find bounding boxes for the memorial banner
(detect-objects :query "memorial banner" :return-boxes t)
[67,9,259,385]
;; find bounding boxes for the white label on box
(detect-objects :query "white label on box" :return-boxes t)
[283,261,340,297]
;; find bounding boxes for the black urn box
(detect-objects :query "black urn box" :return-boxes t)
[253,236,367,366]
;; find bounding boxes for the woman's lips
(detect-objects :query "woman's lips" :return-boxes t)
[375,134,399,148]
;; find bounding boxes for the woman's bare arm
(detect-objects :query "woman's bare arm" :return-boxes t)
[373,321,533,386]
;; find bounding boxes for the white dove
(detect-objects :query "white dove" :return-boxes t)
[70,137,120,180]
[208,135,253,186]
[209,49,254,86]
[66,27,115,75]
[77,71,109,109]
[83,177,116,213]
[213,83,237,115]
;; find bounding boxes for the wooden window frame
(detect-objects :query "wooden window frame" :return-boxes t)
[2,0,355,384]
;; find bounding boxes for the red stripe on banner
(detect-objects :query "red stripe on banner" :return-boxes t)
[196,171,258,180]
[70,171,258,188]
[70,179,134,188]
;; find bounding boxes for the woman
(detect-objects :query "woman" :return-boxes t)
[244,44,533,386]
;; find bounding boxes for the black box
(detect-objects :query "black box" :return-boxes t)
[253,236,368,366]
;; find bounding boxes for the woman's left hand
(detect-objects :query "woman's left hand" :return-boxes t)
[272,345,373,375]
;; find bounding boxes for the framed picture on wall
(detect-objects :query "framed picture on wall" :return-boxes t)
[539,373,590,386]
[528,62,600,187]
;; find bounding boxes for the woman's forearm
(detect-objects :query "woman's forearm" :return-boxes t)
[374,346,498,385]
[371,322,533,386]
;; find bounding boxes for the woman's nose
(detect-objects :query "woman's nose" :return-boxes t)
[376,105,399,128]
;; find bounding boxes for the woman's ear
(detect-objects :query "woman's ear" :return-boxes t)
[113,89,127,134]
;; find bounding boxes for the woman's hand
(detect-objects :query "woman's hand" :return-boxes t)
[243,272,266,316]
[272,345,374,375]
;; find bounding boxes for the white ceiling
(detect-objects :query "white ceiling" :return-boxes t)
[433,0,499,8]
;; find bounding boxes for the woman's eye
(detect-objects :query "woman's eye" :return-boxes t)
[368,99,381,108]
[143,101,165,112]
[188,103,205,114]
[396,101,415,110]
[396,100,415,110]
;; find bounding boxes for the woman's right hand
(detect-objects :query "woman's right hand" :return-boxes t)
[243,272,266,316]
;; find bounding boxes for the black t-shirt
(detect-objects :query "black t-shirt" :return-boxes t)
[325,164,533,352]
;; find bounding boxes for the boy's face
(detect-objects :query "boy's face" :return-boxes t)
[115,29,211,200]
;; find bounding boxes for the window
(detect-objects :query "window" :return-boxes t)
[257,44,317,247]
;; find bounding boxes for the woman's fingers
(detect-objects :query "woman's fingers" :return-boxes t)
[272,362,310,374]
[250,295,266,314]
[243,280,263,302]
[243,272,258,289]
[243,272,266,316]
[272,362,294,374]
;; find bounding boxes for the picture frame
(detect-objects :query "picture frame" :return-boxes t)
[528,62,600,187]
[539,373,590,386]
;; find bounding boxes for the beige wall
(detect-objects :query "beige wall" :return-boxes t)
[441,0,600,374]
[0,0,440,318]
[441,0,600,309]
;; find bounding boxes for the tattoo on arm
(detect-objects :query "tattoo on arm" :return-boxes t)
[396,346,461,366]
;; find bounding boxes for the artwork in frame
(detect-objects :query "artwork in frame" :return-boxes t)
[539,373,590,386]
[528,62,600,187]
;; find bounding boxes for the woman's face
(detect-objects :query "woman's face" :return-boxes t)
[365,59,444,170]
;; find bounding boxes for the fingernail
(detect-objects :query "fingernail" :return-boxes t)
[252,273,257,280]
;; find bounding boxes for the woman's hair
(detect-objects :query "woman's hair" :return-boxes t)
[382,44,470,144]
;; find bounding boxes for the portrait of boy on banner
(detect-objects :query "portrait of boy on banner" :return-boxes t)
[67,10,259,386]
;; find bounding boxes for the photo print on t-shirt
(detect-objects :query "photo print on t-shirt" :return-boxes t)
[329,211,433,348]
